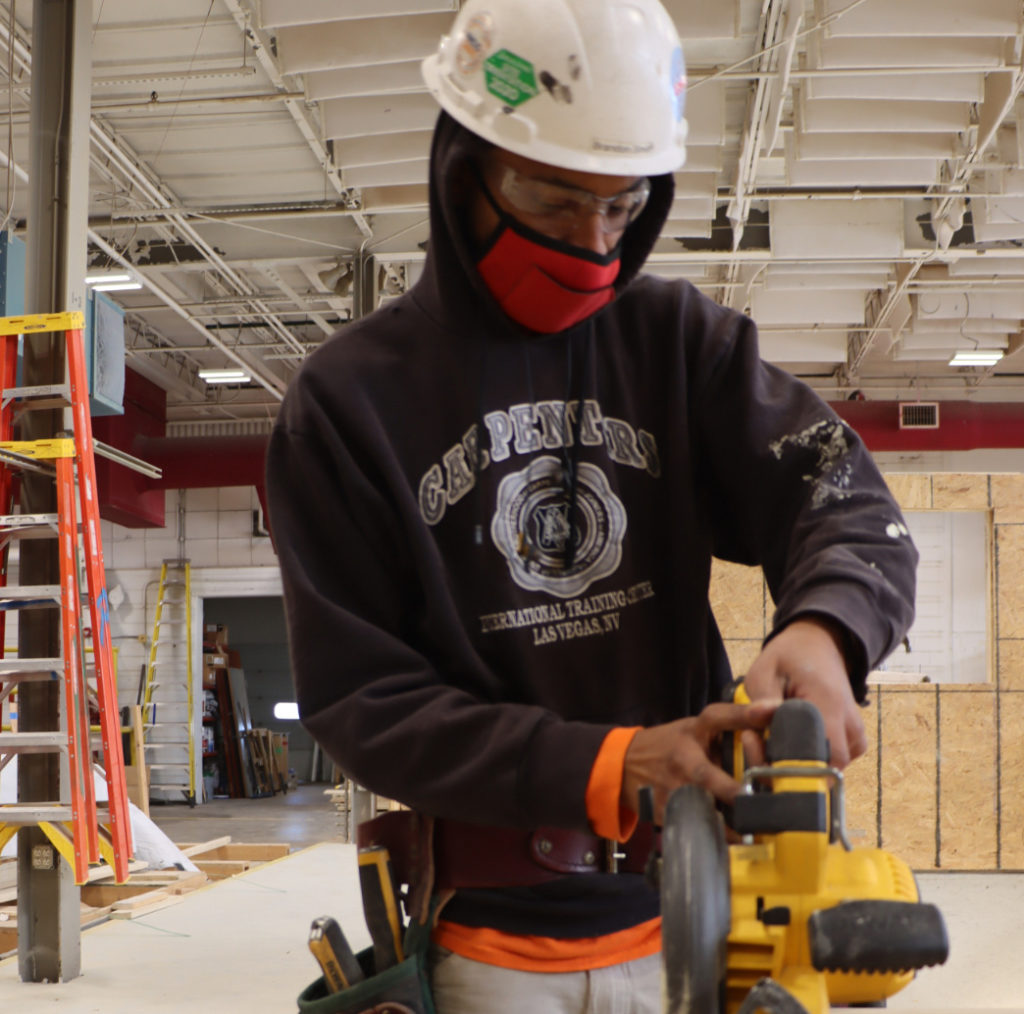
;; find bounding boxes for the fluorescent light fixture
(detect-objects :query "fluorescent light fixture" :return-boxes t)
[198,368,251,384]
[85,272,132,285]
[91,281,143,292]
[273,702,299,721]
[949,350,1004,367]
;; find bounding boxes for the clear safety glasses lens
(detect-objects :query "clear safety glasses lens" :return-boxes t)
[498,168,651,235]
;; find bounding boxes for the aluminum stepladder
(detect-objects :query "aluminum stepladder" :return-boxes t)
[142,558,196,805]
[0,311,132,884]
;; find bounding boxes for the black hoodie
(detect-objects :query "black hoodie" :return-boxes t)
[266,112,917,938]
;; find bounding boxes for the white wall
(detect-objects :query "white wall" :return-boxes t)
[100,486,279,710]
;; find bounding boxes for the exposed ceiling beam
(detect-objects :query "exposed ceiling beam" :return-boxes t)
[221,0,373,239]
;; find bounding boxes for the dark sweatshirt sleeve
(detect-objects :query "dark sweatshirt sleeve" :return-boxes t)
[265,382,609,830]
[688,301,918,698]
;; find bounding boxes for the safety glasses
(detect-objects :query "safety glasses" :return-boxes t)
[495,165,651,236]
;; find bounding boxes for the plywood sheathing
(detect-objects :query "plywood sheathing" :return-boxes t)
[990,473,1024,524]
[710,560,765,640]
[997,639,1024,691]
[712,560,766,678]
[884,473,932,509]
[1000,692,1024,869]
[842,685,880,849]
[932,473,990,510]
[938,686,998,870]
[997,525,1024,639]
[879,687,938,869]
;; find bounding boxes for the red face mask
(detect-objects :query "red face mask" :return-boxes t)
[476,209,621,334]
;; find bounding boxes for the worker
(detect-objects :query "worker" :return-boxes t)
[265,0,918,1010]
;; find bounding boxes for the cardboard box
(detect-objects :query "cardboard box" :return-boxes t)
[203,624,229,650]
[203,652,228,689]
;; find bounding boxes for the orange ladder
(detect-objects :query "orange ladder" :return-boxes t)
[0,311,133,883]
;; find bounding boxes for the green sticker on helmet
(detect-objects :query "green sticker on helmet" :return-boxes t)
[484,49,538,107]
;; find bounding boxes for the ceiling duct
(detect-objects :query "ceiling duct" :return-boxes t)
[899,402,941,429]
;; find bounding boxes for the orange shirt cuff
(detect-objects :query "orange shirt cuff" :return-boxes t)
[585,726,641,842]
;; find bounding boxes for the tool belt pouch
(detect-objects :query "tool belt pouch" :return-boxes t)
[296,921,435,1014]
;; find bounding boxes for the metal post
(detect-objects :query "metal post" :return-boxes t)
[352,253,377,321]
[351,783,376,836]
[17,0,91,982]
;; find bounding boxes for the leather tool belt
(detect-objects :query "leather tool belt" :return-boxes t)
[357,811,656,894]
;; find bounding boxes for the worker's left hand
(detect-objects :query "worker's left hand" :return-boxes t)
[744,616,866,769]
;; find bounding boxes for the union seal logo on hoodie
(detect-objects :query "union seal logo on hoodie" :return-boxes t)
[490,455,626,598]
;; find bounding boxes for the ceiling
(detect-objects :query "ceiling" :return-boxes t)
[2,0,1024,432]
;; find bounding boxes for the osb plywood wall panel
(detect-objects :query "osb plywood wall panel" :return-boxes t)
[990,473,1024,524]
[843,686,879,849]
[1000,693,1024,868]
[879,688,938,869]
[997,525,1024,639]
[709,560,764,640]
[710,472,1024,871]
[931,473,990,510]
[884,473,932,509]
[938,688,997,870]
[998,639,1024,691]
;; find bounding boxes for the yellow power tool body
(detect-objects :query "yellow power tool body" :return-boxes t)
[659,689,948,1014]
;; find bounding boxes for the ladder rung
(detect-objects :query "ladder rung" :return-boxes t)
[0,657,64,678]
[0,803,73,823]
[144,741,190,748]
[2,383,72,408]
[147,766,189,773]
[0,731,65,751]
[0,585,61,608]
[0,512,60,533]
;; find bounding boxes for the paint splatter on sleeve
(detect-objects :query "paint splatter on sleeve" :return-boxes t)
[769,418,860,510]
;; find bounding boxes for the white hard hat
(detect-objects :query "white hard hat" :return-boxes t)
[421,0,688,176]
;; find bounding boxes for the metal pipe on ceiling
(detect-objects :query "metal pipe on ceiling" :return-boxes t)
[90,90,304,113]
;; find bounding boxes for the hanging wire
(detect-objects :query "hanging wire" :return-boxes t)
[150,1,216,165]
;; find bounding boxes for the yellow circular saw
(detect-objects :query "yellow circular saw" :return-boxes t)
[657,695,949,1014]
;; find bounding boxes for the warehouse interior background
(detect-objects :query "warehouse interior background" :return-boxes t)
[0,0,1022,870]
[1,0,1024,1007]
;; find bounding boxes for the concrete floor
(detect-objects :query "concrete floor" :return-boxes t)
[147,781,346,851]
[0,841,368,1012]
[1,862,1019,1012]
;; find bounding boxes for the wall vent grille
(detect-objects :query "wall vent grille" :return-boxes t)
[899,402,940,429]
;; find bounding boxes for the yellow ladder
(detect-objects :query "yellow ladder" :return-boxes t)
[142,559,196,805]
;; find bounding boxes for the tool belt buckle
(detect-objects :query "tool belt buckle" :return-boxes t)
[604,838,627,874]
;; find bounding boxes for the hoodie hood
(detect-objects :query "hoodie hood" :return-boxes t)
[412,111,675,340]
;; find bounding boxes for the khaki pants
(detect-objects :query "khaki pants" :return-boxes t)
[429,948,662,1014]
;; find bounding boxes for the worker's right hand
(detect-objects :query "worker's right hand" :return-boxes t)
[620,699,779,825]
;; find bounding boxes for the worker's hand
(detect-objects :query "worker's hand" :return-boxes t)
[744,616,866,769]
[621,699,779,825]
